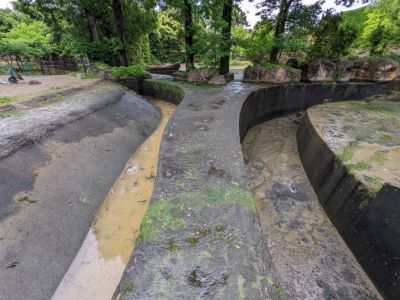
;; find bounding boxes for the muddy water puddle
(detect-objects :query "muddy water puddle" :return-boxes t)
[52,100,175,300]
[242,113,380,299]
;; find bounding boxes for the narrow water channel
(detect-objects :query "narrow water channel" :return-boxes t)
[52,100,175,300]
[242,113,381,299]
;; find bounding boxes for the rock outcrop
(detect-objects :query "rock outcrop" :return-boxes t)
[243,65,301,83]
[336,61,354,82]
[307,59,336,82]
[187,69,210,83]
[208,73,234,85]
[350,59,400,82]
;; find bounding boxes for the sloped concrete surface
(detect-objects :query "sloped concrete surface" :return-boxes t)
[0,88,160,300]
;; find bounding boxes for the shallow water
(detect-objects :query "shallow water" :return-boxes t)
[52,100,175,300]
[242,113,380,299]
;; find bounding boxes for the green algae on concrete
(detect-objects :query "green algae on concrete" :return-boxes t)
[137,185,256,244]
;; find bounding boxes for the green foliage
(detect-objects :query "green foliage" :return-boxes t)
[361,0,400,55]
[0,97,13,105]
[0,19,53,56]
[149,9,184,63]
[244,20,274,64]
[111,65,150,78]
[308,13,357,62]
[231,25,251,59]
[341,7,368,47]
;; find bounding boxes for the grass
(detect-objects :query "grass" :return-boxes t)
[16,195,37,204]
[0,96,13,105]
[0,109,24,118]
[120,282,134,295]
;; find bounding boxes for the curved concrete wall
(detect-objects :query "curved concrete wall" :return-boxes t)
[297,113,400,300]
[239,81,400,300]
[240,82,400,140]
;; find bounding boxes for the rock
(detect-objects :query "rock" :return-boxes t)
[243,66,301,83]
[208,73,234,85]
[336,61,354,82]
[28,79,41,85]
[172,71,188,81]
[187,69,210,83]
[307,59,336,82]
[146,63,180,75]
[350,59,400,82]
[103,69,117,81]
[353,49,370,58]
[286,58,299,69]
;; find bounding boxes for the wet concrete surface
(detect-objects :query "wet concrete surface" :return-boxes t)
[52,100,176,300]
[0,91,160,300]
[242,113,380,299]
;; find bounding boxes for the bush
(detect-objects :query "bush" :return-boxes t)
[111,65,151,79]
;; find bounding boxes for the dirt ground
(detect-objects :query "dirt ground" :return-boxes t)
[0,74,100,99]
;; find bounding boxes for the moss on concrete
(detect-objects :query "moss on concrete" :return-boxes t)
[137,185,256,243]
[338,141,361,162]
[143,79,185,104]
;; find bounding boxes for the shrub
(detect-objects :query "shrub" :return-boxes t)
[111,65,150,79]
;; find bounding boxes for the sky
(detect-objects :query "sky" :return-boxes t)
[0,0,366,28]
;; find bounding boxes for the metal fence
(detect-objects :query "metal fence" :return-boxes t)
[0,56,82,75]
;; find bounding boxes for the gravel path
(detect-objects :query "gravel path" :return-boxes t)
[0,75,99,98]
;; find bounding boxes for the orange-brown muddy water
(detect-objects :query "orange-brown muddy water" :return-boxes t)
[52,99,175,300]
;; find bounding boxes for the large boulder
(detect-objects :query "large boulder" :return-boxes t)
[336,61,354,82]
[350,59,400,82]
[242,66,301,83]
[187,69,210,83]
[208,73,234,85]
[307,59,336,82]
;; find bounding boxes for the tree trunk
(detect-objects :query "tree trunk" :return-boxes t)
[184,0,194,71]
[270,0,292,63]
[85,9,99,43]
[112,0,130,66]
[219,0,233,75]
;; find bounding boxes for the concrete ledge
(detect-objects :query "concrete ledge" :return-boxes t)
[297,112,400,300]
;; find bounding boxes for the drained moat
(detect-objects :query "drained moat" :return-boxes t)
[242,113,380,299]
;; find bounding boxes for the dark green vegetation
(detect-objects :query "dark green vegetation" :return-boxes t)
[111,65,150,79]
[2,0,398,76]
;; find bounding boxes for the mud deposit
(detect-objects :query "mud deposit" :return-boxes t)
[52,100,175,300]
[242,113,380,299]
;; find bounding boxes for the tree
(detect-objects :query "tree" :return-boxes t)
[361,0,400,55]
[307,12,357,62]
[257,0,323,63]
[149,9,185,63]
[112,0,130,66]
[219,0,233,74]
[184,0,195,70]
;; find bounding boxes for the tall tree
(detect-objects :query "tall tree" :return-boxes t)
[257,0,322,63]
[219,0,233,74]
[112,0,130,66]
[184,0,195,70]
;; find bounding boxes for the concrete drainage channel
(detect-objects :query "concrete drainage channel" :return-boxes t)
[1,79,399,299]
[52,100,176,299]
